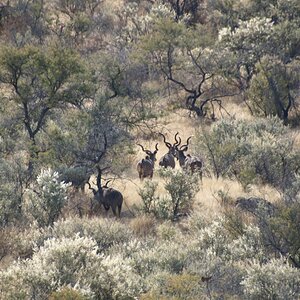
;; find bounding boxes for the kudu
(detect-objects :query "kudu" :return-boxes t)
[88,169,123,217]
[158,132,180,169]
[175,136,203,179]
[137,143,159,180]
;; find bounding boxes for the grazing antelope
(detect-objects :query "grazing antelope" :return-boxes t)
[88,179,123,217]
[159,132,181,169]
[175,136,203,179]
[137,143,159,180]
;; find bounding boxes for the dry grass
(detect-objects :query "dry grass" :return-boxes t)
[193,176,281,219]
[81,101,282,220]
[222,101,254,121]
[129,215,157,237]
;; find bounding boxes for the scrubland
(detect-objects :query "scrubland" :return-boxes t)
[1,0,300,299]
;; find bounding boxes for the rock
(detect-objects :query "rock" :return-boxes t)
[235,197,275,216]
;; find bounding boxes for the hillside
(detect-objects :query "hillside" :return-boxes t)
[0,0,300,299]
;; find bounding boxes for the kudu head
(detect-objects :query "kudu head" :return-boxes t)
[159,132,181,156]
[137,143,159,163]
[175,136,192,167]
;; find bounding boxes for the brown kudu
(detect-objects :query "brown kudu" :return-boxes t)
[137,143,159,180]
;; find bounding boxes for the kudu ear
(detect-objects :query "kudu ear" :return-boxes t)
[180,146,188,152]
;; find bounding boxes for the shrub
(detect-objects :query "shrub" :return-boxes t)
[138,168,200,220]
[23,168,70,227]
[48,287,88,300]
[51,216,133,252]
[241,258,300,300]
[0,158,26,226]
[138,181,160,214]
[140,273,204,299]
[196,117,300,191]
[227,224,266,262]
[259,202,300,268]
[0,234,142,299]
[130,215,157,237]
[159,168,200,219]
[156,221,178,241]
[116,236,189,279]
[8,216,133,263]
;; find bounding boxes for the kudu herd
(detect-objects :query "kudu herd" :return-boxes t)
[60,132,202,218]
[137,132,203,180]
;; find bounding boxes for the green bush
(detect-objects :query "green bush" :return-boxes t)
[138,168,200,220]
[247,56,300,124]
[260,202,300,268]
[49,287,88,300]
[196,117,300,191]
[241,258,300,300]
[0,158,26,226]
[138,181,159,214]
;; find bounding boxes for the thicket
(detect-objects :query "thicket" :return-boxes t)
[0,0,300,299]
[1,215,300,299]
[196,117,300,194]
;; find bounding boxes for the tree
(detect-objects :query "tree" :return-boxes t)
[162,0,205,24]
[217,17,276,110]
[217,3,300,122]
[50,0,111,52]
[0,0,48,44]
[0,44,93,176]
[137,17,228,117]
[247,56,300,124]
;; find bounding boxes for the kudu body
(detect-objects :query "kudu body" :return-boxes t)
[175,136,203,179]
[89,177,123,217]
[95,186,123,217]
[159,132,180,169]
[137,143,159,180]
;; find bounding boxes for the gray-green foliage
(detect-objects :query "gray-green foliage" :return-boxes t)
[0,234,142,300]
[216,5,300,121]
[23,168,70,227]
[247,56,300,123]
[241,258,300,300]
[258,202,300,269]
[1,214,300,299]
[138,168,200,220]
[0,158,27,226]
[138,180,159,214]
[196,117,300,191]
